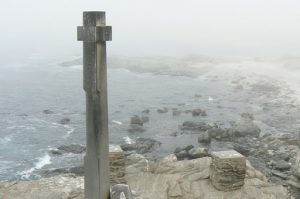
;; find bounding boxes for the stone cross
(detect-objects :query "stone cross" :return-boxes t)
[77,11,112,199]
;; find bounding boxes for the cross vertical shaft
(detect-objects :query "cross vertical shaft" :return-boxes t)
[77,11,112,199]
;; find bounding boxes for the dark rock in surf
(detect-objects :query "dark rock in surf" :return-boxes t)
[130,115,144,126]
[157,107,168,113]
[50,144,86,155]
[121,138,161,154]
[59,118,71,125]
[43,110,54,114]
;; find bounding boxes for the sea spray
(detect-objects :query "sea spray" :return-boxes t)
[18,154,51,179]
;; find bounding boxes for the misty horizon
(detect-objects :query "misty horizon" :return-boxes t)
[0,0,300,65]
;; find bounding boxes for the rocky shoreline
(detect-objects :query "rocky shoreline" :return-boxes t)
[0,150,293,199]
[34,109,299,198]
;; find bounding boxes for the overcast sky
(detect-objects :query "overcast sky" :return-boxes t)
[0,0,299,63]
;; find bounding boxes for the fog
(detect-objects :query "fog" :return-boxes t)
[0,0,300,63]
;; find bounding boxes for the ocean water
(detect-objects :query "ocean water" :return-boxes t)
[0,57,299,181]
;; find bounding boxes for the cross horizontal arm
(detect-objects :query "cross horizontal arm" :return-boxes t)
[77,26,112,42]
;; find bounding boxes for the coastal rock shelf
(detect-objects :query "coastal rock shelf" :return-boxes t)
[0,151,288,199]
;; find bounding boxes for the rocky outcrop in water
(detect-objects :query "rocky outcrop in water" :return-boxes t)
[50,144,85,155]
[121,138,161,154]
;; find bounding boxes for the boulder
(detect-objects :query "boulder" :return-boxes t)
[59,118,71,125]
[130,115,143,126]
[188,147,208,159]
[172,109,182,116]
[121,138,161,154]
[198,131,211,143]
[180,121,215,131]
[228,117,261,137]
[174,145,194,160]
[142,109,150,114]
[210,150,246,191]
[141,116,149,123]
[42,110,54,114]
[50,144,86,155]
[191,108,207,117]
[157,107,168,113]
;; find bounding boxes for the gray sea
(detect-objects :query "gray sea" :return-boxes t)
[0,56,299,181]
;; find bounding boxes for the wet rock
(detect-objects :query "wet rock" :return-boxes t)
[42,110,53,114]
[198,131,211,143]
[233,143,251,156]
[141,116,149,123]
[170,131,179,137]
[142,109,150,114]
[191,108,207,117]
[121,138,161,154]
[273,160,291,171]
[180,121,215,131]
[174,145,194,154]
[271,170,289,180]
[127,125,146,133]
[130,115,143,126]
[207,127,227,139]
[157,107,168,113]
[50,144,86,155]
[188,147,208,159]
[175,150,188,160]
[174,145,194,160]
[172,109,182,116]
[59,118,71,125]
[241,113,254,120]
[228,117,260,137]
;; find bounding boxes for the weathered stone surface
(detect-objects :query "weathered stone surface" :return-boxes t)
[0,153,288,199]
[127,154,288,199]
[293,150,300,178]
[0,174,84,199]
[109,145,126,185]
[210,150,246,191]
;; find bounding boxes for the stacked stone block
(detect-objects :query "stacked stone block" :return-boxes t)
[109,145,126,185]
[210,150,246,191]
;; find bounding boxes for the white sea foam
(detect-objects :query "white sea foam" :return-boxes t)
[112,120,123,125]
[123,136,134,144]
[63,125,75,139]
[0,136,11,144]
[19,154,51,179]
